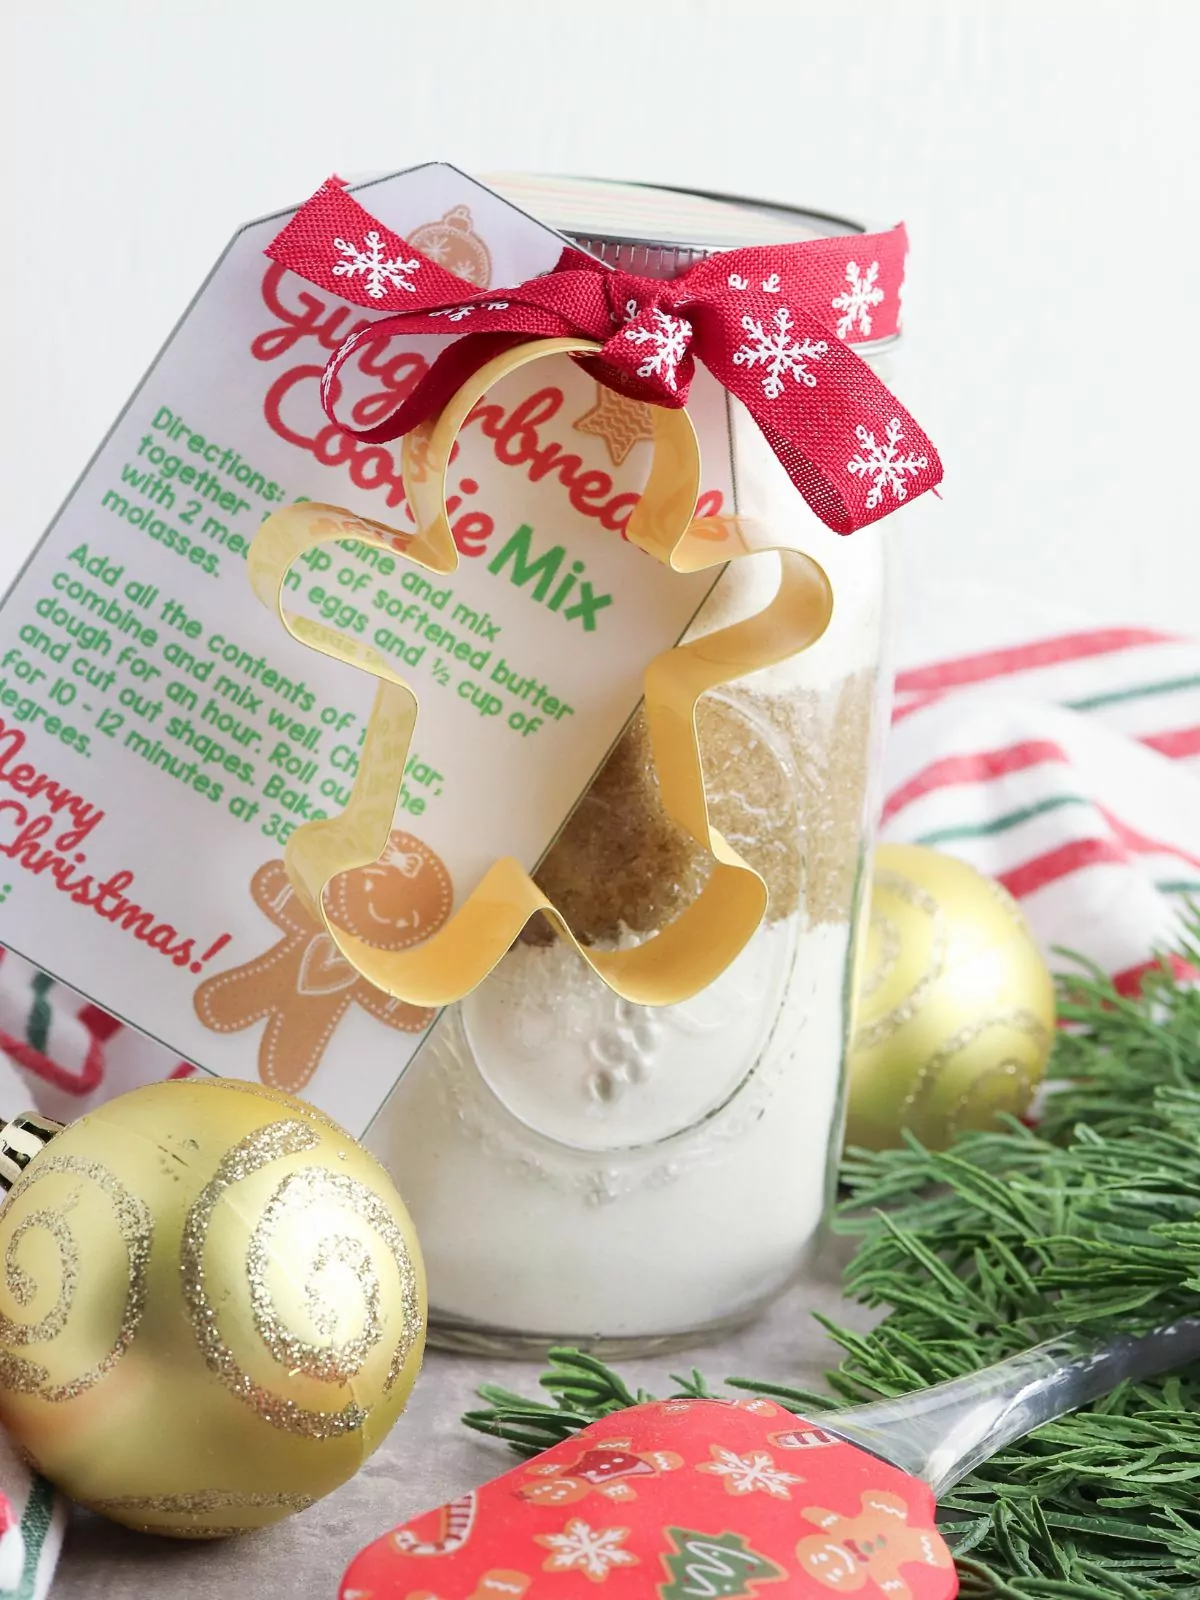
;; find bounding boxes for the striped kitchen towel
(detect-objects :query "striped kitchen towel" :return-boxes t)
[0,1437,64,1600]
[0,947,193,1129]
[884,627,1200,991]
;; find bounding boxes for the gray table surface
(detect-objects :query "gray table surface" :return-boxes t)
[55,1240,870,1597]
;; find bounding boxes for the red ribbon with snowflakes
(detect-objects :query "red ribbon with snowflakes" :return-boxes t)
[268,179,942,535]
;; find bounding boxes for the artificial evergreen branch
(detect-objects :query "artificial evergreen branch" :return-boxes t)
[463,919,1200,1597]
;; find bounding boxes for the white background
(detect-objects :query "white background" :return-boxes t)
[2,0,1196,667]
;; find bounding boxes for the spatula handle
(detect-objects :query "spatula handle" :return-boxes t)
[824,1315,1200,1496]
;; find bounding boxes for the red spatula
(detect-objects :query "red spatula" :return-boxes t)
[342,1318,1200,1599]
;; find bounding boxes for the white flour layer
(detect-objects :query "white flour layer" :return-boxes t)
[368,919,851,1338]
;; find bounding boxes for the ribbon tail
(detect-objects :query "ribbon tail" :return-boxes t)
[747,398,942,534]
[267,176,473,311]
[715,354,942,535]
[752,413,914,536]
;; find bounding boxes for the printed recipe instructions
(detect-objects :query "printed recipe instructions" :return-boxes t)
[0,165,732,1135]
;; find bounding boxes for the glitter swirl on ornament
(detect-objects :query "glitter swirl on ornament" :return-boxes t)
[180,1120,422,1438]
[851,872,949,1053]
[858,909,902,1001]
[846,845,1056,1152]
[86,1488,317,1538]
[902,1008,1052,1135]
[248,1167,417,1390]
[0,1154,151,1402]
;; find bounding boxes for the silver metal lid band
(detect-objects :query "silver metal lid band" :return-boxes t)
[566,235,711,279]
[559,185,897,355]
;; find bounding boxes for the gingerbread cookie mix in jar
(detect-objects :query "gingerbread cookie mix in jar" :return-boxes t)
[367,176,914,1351]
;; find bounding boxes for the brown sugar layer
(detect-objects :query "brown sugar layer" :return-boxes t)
[757,671,877,927]
[525,712,706,947]
[529,671,877,946]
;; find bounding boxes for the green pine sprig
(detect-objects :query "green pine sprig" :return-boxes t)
[462,916,1200,1597]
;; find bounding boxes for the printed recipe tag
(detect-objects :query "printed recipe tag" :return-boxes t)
[0,165,733,1136]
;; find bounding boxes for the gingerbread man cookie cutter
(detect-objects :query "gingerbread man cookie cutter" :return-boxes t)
[249,336,834,1010]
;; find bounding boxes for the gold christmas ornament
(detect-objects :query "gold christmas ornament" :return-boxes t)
[0,1078,425,1538]
[847,844,1056,1151]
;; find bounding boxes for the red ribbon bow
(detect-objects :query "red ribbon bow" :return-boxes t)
[268,179,942,534]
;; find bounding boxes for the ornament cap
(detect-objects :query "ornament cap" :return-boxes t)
[0,1112,64,1195]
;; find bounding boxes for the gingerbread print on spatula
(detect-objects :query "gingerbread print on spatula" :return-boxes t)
[420,1311,1200,1600]
[193,831,451,1093]
[340,1399,955,1600]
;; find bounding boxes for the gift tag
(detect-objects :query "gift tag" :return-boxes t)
[0,164,734,1135]
[342,1399,955,1599]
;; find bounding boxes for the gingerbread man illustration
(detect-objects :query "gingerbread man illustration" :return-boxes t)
[795,1490,953,1598]
[516,1439,684,1508]
[194,831,452,1093]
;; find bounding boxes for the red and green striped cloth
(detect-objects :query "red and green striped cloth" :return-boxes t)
[884,626,1200,993]
[0,1432,63,1599]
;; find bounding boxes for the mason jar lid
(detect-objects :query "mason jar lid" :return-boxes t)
[484,172,862,279]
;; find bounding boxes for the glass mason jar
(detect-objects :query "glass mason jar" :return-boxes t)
[367,178,895,1353]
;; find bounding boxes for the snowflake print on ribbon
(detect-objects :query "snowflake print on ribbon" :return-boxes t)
[332,230,422,301]
[429,300,511,322]
[732,307,827,400]
[697,1444,802,1499]
[831,260,885,339]
[847,417,930,510]
[726,273,782,294]
[622,306,692,393]
[535,1519,639,1583]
